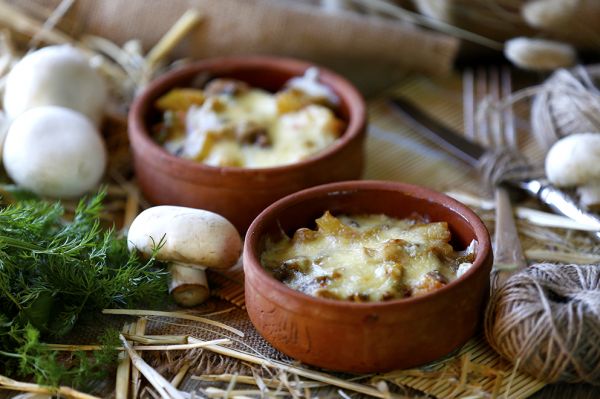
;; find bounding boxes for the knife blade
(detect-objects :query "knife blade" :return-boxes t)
[389,96,600,233]
[390,97,485,168]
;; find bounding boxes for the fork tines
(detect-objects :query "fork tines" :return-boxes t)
[463,66,516,150]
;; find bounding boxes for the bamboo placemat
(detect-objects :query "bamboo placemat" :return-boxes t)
[208,72,548,398]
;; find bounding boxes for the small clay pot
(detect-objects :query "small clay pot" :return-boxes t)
[128,56,366,231]
[244,180,492,373]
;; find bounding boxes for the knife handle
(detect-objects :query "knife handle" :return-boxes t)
[517,179,600,238]
[492,185,528,288]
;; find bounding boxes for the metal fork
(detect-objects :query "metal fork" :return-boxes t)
[463,66,528,289]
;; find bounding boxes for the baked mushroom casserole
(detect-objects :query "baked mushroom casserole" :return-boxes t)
[153,68,344,168]
[261,211,476,302]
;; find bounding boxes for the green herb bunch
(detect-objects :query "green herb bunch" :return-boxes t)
[0,191,168,387]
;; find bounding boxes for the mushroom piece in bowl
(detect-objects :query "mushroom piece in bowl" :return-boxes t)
[128,56,366,231]
[243,180,492,373]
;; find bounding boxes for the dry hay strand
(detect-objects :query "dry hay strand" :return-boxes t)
[451,189,600,264]
[374,349,509,399]
[102,309,245,337]
[150,350,259,381]
[0,374,100,399]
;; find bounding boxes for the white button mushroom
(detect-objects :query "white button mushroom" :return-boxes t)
[522,0,578,29]
[3,45,107,125]
[2,106,107,198]
[0,111,9,162]
[504,37,576,71]
[127,206,243,307]
[545,133,600,207]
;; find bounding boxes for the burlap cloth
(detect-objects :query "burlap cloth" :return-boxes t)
[15,0,458,94]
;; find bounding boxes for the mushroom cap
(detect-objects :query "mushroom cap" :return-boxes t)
[504,37,576,71]
[522,0,578,30]
[3,106,107,198]
[3,45,107,125]
[545,133,600,187]
[127,206,242,269]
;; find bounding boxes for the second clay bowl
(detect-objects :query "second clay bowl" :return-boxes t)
[128,56,366,231]
[243,180,493,373]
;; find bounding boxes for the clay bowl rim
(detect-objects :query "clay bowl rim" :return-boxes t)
[128,55,367,178]
[244,180,492,310]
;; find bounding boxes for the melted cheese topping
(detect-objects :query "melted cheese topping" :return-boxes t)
[155,71,344,168]
[261,212,476,302]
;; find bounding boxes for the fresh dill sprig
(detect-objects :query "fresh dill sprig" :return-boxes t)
[0,190,168,387]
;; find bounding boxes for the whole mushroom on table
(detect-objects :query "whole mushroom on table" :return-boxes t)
[545,132,600,208]
[127,206,243,306]
[0,44,108,198]
[3,44,107,124]
[3,106,106,198]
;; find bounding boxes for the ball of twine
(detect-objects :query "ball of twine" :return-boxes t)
[485,263,600,384]
[476,148,543,191]
[531,64,600,149]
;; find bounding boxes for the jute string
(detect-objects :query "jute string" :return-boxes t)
[485,263,600,385]
[479,64,600,150]
[477,147,600,385]
[476,148,541,189]
[531,65,600,149]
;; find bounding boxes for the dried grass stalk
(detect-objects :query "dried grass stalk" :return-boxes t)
[132,318,148,399]
[119,335,186,399]
[447,191,600,231]
[204,386,288,398]
[192,374,324,389]
[0,0,129,91]
[45,337,231,353]
[123,334,188,345]
[143,9,202,79]
[116,322,136,399]
[102,309,244,337]
[133,338,231,351]
[106,184,128,197]
[0,2,201,115]
[186,337,406,399]
[0,375,100,399]
[184,307,237,317]
[41,344,103,351]
[122,188,140,232]
[525,249,600,264]
[28,0,75,49]
[170,361,191,389]
[0,1,71,45]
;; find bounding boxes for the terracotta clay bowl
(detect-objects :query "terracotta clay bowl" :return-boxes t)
[128,56,366,231]
[244,180,492,373]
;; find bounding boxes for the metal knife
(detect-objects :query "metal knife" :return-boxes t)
[389,96,600,234]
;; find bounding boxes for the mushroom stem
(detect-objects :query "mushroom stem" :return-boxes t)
[168,262,209,307]
[578,183,600,209]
